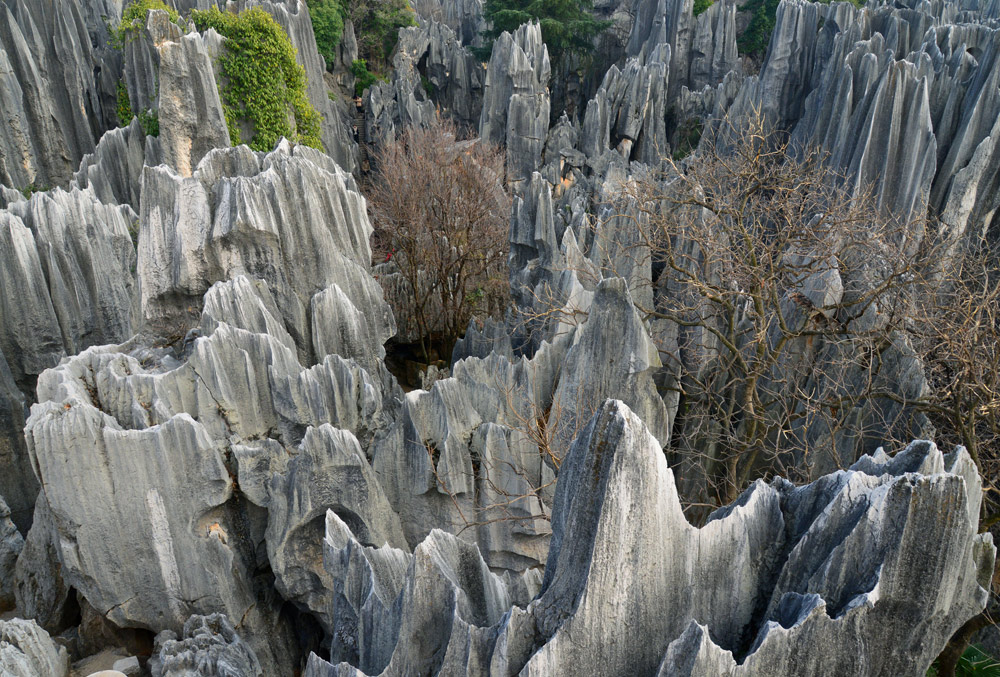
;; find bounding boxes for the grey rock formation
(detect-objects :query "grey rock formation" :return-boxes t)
[0,495,23,610]
[0,188,137,389]
[0,618,69,677]
[479,23,551,190]
[317,511,542,674]
[363,17,485,143]
[410,0,485,46]
[72,120,159,212]
[0,351,31,533]
[138,141,390,363]
[156,25,231,177]
[0,0,117,192]
[13,494,72,633]
[151,614,261,677]
[581,43,671,164]
[300,401,994,676]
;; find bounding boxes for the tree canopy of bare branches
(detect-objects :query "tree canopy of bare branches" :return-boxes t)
[368,117,512,364]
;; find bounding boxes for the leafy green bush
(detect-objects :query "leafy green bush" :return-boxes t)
[114,0,179,46]
[306,0,347,66]
[351,58,379,96]
[116,80,134,126]
[672,117,703,160]
[192,7,323,151]
[928,645,1000,676]
[693,0,713,16]
[351,0,416,73]
[137,109,160,137]
[477,0,611,64]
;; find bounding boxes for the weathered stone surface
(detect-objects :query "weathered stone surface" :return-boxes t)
[298,401,994,676]
[479,22,551,190]
[156,26,231,177]
[150,614,261,677]
[138,141,388,363]
[0,0,116,192]
[0,188,137,389]
[72,120,158,212]
[581,43,671,164]
[318,511,542,675]
[0,618,69,677]
[410,0,485,46]
[364,18,484,143]
[13,494,72,633]
[0,495,23,611]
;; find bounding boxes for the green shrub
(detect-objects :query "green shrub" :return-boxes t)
[192,7,323,151]
[137,109,160,137]
[693,0,713,16]
[306,0,347,67]
[349,0,416,73]
[115,0,179,47]
[477,0,611,64]
[116,80,134,127]
[351,58,378,97]
[672,117,703,161]
[928,644,1000,676]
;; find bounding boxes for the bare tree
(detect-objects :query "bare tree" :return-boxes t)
[600,111,939,510]
[368,117,512,364]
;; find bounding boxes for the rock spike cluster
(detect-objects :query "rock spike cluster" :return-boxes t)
[0,0,997,674]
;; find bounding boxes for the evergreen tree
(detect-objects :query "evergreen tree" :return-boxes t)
[477,0,610,63]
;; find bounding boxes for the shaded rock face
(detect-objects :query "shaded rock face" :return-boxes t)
[0,495,23,610]
[306,401,994,676]
[410,0,485,46]
[365,18,484,142]
[0,0,118,192]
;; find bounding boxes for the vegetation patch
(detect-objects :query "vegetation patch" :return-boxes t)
[693,0,714,16]
[351,58,380,96]
[477,0,611,63]
[306,0,415,75]
[116,80,134,127]
[114,0,179,46]
[192,7,323,151]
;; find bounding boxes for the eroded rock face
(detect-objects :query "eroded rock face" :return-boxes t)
[308,401,994,677]
[138,141,391,363]
[0,0,117,192]
[151,613,261,677]
[479,22,551,190]
[0,495,23,610]
[0,618,69,677]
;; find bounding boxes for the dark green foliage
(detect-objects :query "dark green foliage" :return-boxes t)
[672,117,703,160]
[477,0,611,63]
[738,0,862,56]
[421,75,434,96]
[114,0,178,47]
[349,0,416,74]
[192,7,323,151]
[306,0,347,67]
[928,645,1000,676]
[137,109,159,137]
[19,183,47,199]
[351,58,379,96]
[116,80,134,127]
[693,0,713,16]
